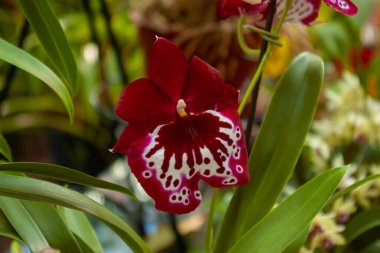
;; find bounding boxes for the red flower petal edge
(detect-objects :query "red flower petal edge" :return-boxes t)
[113,37,249,214]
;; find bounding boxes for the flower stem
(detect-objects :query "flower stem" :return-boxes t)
[205,188,219,253]
[237,48,271,115]
[238,0,278,114]
[242,0,292,148]
[244,24,280,39]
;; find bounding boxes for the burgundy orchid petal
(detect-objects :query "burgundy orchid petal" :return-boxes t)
[182,57,239,114]
[112,124,150,154]
[253,0,321,26]
[199,109,249,188]
[114,37,249,214]
[148,37,189,101]
[115,78,175,128]
[217,0,266,20]
[127,109,249,214]
[217,0,321,25]
[323,0,357,16]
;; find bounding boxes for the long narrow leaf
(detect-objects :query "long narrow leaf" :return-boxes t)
[22,200,82,252]
[0,208,21,241]
[63,208,104,253]
[0,134,12,162]
[229,166,348,253]
[0,198,50,252]
[0,174,150,253]
[215,53,324,252]
[18,0,78,94]
[361,240,380,253]
[0,38,74,122]
[327,173,380,205]
[282,225,310,253]
[1,197,83,252]
[343,206,380,245]
[0,162,135,198]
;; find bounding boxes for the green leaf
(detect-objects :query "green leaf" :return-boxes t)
[343,206,380,245]
[327,173,380,205]
[1,96,67,116]
[282,225,310,253]
[311,22,350,64]
[228,166,348,253]
[0,208,21,242]
[0,174,150,253]
[214,53,324,252]
[74,235,98,253]
[0,198,81,253]
[0,37,74,122]
[63,208,104,253]
[361,239,380,253]
[0,162,135,198]
[0,198,49,252]
[18,0,78,94]
[0,134,12,162]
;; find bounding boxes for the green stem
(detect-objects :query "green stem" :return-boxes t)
[262,34,283,46]
[238,47,272,114]
[244,25,280,39]
[237,0,293,114]
[237,17,260,57]
[205,188,219,253]
[242,0,293,148]
[274,0,293,34]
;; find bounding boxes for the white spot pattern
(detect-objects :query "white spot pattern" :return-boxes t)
[141,110,243,192]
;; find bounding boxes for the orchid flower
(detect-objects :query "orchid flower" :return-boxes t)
[217,0,357,25]
[112,37,249,214]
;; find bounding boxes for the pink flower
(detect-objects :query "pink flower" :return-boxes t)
[218,0,321,25]
[323,0,358,16]
[217,0,357,25]
[112,37,249,214]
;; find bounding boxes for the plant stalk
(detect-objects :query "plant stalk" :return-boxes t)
[244,0,278,149]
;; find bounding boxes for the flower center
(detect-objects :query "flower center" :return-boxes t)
[176,99,188,117]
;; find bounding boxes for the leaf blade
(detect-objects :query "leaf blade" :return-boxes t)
[18,0,78,94]
[0,174,150,253]
[63,208,104,253]
[0,207,21,242]
[343,206,380,245]
[215,53,324,252]
[229,166,348,253]
[0,197,50,253]
[0,134,12,162]
[0,37,74,122]
[327,173,380,205]
[0,162,135,198]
